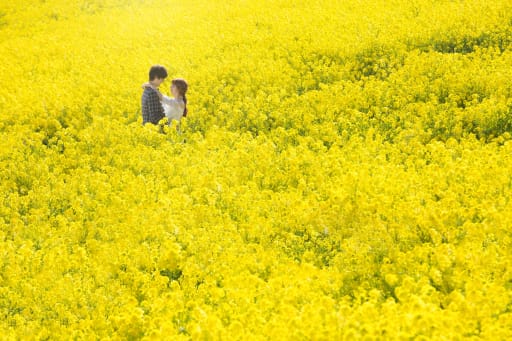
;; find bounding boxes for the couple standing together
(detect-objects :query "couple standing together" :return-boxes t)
[141,65,188,128]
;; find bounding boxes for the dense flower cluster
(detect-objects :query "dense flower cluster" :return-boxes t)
[1,0,512,339]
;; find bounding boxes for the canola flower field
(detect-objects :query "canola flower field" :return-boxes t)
[1,0,512,339]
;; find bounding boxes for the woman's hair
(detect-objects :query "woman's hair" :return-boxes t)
[172,78,188,117]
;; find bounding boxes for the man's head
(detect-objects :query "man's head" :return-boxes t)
[149,65,168,86]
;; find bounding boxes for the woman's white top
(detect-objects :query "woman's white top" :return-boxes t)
[161,95,185,122]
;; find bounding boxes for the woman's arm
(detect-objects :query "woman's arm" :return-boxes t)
[160,94,173,105]
[141,82,156,90]
[155,90,163,101]
[141,83,163,101]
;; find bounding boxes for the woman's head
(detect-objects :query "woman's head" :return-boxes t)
[171,78,188,98]
[171,78,188,116]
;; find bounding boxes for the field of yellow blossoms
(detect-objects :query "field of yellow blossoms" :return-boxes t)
[2,0,512,339]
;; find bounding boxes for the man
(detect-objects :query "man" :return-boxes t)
[141,65,167,125]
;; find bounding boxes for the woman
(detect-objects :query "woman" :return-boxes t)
[142,78,188,131]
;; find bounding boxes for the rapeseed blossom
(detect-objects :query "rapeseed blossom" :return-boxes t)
[1,0,512,339]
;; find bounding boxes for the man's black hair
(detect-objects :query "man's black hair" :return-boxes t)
[149,65,168,81]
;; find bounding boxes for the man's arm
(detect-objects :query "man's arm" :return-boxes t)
[147,90,165,124]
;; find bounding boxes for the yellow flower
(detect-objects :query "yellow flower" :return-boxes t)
[2,0,512,339]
